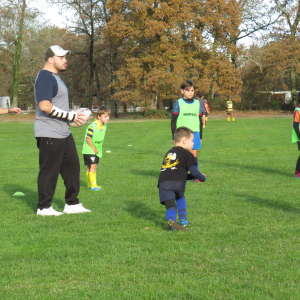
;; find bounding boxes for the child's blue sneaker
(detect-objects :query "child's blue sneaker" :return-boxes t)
[90,186,102,191]
[167,220,188,232]
[180,219,190,227]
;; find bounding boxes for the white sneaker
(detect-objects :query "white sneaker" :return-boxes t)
[37,206,63,216]
[63,203,91,214]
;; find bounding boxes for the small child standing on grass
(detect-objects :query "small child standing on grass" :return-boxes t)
[158,126,206,232]
[203,98,209,127]
[82,106,111,191]
[199,93,207,128]
[226,96,235,122]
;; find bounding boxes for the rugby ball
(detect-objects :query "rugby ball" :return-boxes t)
[69,107,92,128]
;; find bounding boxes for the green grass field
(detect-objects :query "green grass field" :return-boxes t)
[1,116,300,299]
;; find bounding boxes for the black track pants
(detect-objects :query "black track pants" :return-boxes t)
[36,134,80,209]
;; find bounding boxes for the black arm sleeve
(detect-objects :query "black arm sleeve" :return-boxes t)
[293,122,300,140]
[171,113,178,139]
[188,165,206,182]
[187,174,194,180]
[199,115,203,139]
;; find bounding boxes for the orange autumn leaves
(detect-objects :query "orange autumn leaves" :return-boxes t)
[105,0,243,106]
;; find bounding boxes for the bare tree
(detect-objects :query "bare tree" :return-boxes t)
[50,0,107,109]
[273,0,300,105]
[0,0,39,106]
[12,0,27,107]
[230,0,281,66]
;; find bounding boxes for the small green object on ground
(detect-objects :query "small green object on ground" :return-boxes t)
[13,192,25,196]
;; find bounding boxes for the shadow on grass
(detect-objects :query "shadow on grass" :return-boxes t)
[80,178,88,189]
[238,193,300,214]
[125,200,166,229]
[2,184,65,212]
[130,169,159,178]
[204,160,292,178]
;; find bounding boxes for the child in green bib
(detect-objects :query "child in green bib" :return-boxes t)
[171,80,203,181]
[82,106,111,190]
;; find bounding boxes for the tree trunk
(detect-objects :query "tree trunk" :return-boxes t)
[230,35,238,68]
[209,34,217,102]
[208,83,215,102]
[114,101,118,118]
[88,35,94,109]
[109,44,118,117]
[94,63,101,107]
[153,92,158,109]
[12,0,26,107]
[157,94,163,109]
[291,67,298,107]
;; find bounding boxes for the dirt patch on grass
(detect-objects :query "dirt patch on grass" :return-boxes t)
[208,110,292,119]
[0,113,36,123]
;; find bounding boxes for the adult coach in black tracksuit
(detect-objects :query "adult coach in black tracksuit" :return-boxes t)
[34,45,91,216]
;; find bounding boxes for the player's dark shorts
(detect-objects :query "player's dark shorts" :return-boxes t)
[83,154,99,165]
[203,112,207,116]
[158,181,186,204]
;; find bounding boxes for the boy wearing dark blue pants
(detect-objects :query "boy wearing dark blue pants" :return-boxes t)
[158,127,206,232]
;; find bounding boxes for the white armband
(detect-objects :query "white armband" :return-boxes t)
[48,105,77,121]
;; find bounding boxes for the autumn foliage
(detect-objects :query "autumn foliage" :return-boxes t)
[105,0,243,107]
[2,0,300,111]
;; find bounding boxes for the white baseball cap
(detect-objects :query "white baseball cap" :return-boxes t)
[45,45,70,60]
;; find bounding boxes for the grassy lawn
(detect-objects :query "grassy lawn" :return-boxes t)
[0,116,299,299]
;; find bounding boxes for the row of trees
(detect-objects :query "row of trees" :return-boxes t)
[1,0,300,114]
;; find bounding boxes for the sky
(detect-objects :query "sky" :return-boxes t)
[30,0,66,28]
